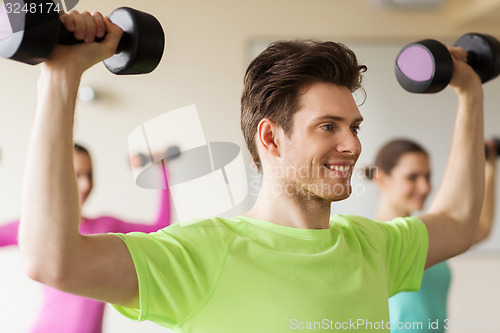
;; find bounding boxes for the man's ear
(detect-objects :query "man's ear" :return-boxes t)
[257,118,281,158]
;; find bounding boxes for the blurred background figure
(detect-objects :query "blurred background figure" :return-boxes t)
[365,138,497,333]
[0,143,172,333]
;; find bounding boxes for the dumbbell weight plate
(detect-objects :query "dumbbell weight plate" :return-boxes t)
[0,2,164,75]
[0,0,60,65]
[103,7,165,75]
[494,138,500,156]
[454,33,500,84]
[132,146,182,168]
[395,39,454,93]
[485,138,500,158]
[165,145,181,161]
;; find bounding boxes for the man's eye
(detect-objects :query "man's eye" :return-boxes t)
[351,126,361,135]
[321,124,333,132]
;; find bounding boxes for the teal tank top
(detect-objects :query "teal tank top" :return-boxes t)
[389,261,451,332]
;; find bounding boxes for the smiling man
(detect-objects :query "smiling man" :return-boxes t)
[19,11,485,333]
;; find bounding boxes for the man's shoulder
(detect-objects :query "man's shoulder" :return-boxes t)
[331,214,374,223]
[118,217,250,259]
[157,216,249,239]
[330,214,380,230]
[331,214,423,227]
[330,214,425,240]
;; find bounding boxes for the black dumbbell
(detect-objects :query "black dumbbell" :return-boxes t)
[131,145,182,168]
[395,33,500,93]
[485,138,500,158]
[0,0,164,75]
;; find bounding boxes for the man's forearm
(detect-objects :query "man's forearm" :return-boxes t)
[474,160,496,243]
[19,66,83,280]
[429,87,485,233]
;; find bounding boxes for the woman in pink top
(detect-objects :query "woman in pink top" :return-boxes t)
[0,143,171,333]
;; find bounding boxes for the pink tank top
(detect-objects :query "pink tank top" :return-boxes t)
[0,189,171,333]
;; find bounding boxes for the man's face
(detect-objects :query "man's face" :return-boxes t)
[277,82,363,202]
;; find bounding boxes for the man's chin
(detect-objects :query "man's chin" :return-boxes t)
[328,192,351,202]
[321,184,352,202]
[332,192,351,202]
[296,180,352,202]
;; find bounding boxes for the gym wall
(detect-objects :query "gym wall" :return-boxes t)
[0,0,499,332]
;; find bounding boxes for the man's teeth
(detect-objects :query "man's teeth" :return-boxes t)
[328,165,350,172]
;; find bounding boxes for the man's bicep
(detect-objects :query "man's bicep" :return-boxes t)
[64,234,139,308]
[418,213,471,269]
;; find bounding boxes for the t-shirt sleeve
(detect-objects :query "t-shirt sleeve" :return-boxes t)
[376,216,429,297]
[110,219,236,328]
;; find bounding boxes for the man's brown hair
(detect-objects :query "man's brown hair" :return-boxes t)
[241,39,366,173]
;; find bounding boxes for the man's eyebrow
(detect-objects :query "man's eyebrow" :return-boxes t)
[313,115,364,123]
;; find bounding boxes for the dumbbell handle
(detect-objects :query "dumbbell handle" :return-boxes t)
[57,16,127,54]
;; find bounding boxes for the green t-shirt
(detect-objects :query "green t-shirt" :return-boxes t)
[112,214,428,333]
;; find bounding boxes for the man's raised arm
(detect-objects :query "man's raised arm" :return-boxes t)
[19,11,138,307]
[419,46,485,268]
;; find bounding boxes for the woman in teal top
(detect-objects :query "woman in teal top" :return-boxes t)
[366,138,497,333]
